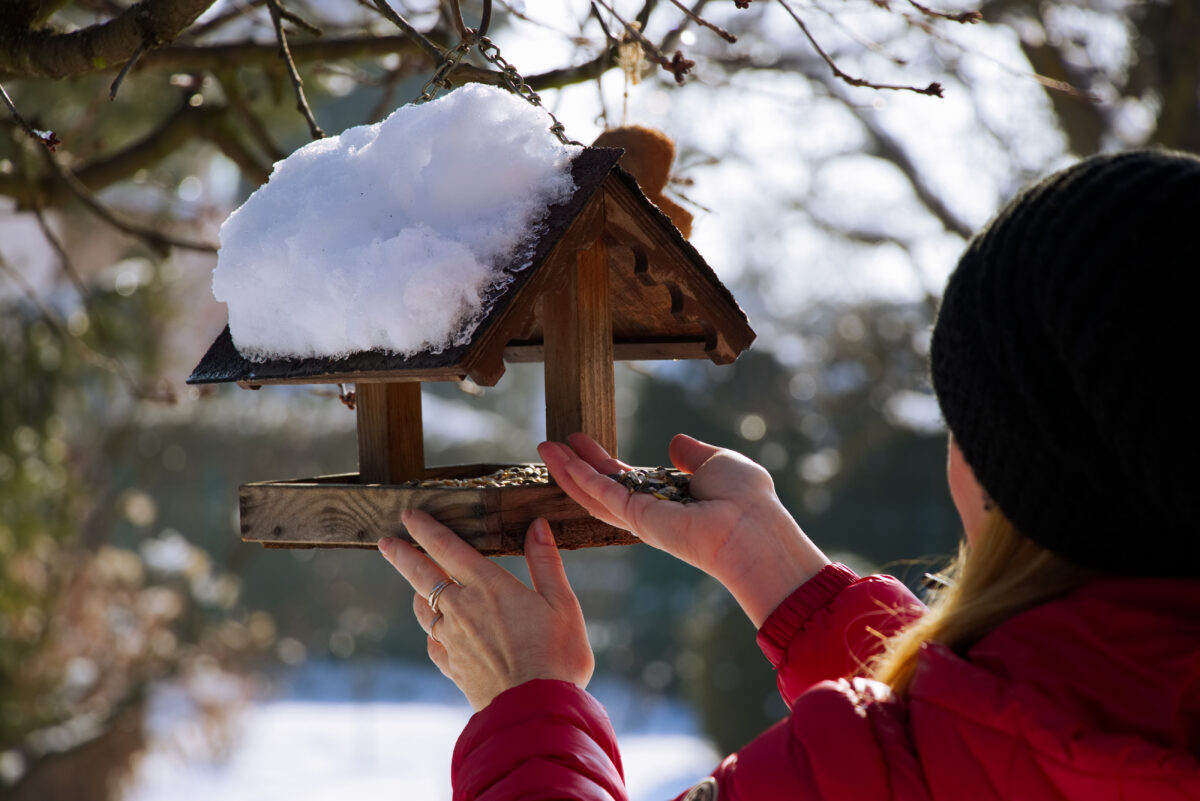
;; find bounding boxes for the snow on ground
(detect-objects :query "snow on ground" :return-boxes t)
[124,661,720,801]
[213,84,581,361]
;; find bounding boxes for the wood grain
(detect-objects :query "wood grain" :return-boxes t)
[356,382,424,484]
[542,235,618,454]
[239,466,640,555]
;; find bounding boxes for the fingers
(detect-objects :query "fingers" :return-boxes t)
[565,432,629,473]
[412,589,439,632]
[668,433,723,474]
[540,440,648,531]
[539,442,630,529]
[522,519,575,609]
[399,509,495,586]
[378,533,453,601]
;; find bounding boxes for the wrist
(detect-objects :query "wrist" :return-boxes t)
[718,497,830,627]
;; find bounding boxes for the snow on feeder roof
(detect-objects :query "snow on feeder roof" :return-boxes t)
[188,85,755,555]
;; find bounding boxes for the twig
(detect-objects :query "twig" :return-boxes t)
[592,0,696,83]
[907,0,982,24]
[777,0,944,97]
[368,0,445,63]
[589,1,616,44]
[0,81,62,151]
[498,0,582,39]
[110,40,152,101]
[216,71,287,162]
[811,0,908,67]
[664,0,736,43]
[899,10,1098,102]
[37,146,218,255]
[0,0,213,80]
[182,0,270,41]
[30,206,88,299]
[265,0,325,139]
[367,66,406,123]
[277,4,324,36]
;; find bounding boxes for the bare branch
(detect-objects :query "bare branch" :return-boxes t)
[367,0,444,63]
[31,205,87,299]
[140,34,426,75]
[906,0,982,25]
[109,39,151,100]
[664,0,736,43]
[200,117,272,186]
[265,0,324,139]
[0,79,61,150]
[181,0,268,41]
[36,145,218,254]
[593,0,696,84]
[276,4,323,36]
[0,0,215,80]
[0,104,227,206]
[214,70,286,163]
[778,0,944,97]
[827,80,974,239]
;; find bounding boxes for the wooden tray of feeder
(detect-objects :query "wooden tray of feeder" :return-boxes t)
[244,464,692,553]
[189,147,754,555]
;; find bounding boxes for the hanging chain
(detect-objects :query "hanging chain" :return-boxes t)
[414,38,475,105]
[409,0,579,146]
[475,36,581,146]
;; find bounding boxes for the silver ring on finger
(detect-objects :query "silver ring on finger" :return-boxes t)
[429,612,444,643]
[428,578,457,616]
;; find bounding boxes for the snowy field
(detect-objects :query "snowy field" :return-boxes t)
[125,661,720,801]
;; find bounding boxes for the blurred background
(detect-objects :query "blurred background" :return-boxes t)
[1,0,1195,798]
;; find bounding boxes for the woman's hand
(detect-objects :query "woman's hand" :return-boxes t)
[539,433,830,627]
[378,511,594,711]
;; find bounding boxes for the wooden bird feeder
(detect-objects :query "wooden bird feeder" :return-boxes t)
[188,147,755,555]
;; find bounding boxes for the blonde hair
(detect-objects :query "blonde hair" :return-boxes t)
[871,509,1096,696]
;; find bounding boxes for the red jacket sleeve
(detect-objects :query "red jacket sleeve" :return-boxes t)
[451,679,627,801]
[755,564,925,706]
[701,678,932,801]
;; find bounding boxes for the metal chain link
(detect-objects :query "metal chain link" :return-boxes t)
[414,38,475,105]
[411,32,580,146]
[476,36,581,146]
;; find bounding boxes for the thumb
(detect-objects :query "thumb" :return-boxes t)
[669,433,723,474]
[524,519,576,609]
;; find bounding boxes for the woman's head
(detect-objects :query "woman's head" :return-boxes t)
[930,149,1200,577]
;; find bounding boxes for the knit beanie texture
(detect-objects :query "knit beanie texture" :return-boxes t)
[930,149,1200,577]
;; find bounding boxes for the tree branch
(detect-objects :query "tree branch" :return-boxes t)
[368,0,445,63]
[37,144,218,253]
[846,96,975,239]
[0,104,229,207]
[778,0,945,97]
[0,0,215,79]
[1,79,61,150]
[265,0,324,139]
[138,34,427,73]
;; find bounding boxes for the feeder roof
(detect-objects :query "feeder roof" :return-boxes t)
[188,147,755,388]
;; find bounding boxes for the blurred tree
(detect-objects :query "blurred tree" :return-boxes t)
[1,0,1196,794]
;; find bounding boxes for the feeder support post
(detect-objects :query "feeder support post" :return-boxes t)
[543,236,618,455]
[356,382,425,484]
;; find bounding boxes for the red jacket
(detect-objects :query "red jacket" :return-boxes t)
[451,564,1200,799]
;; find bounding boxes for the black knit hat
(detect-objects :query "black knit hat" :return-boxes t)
[930,149,1200,577]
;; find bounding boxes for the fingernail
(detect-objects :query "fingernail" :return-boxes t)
[377,537,392,554]
[534,519,553,546]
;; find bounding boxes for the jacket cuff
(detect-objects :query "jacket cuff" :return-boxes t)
[452,679,624,797]
[755,563,860,667]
